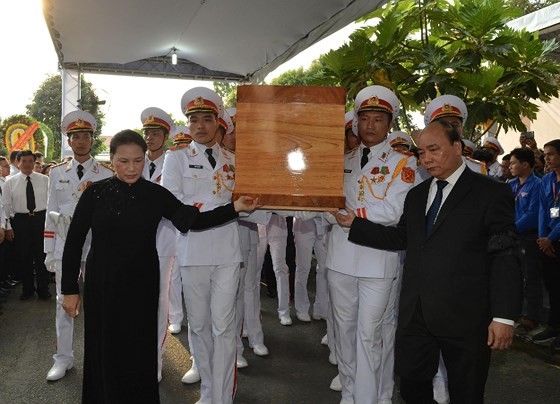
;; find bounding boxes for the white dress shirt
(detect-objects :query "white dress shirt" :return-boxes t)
[1,171,49,229]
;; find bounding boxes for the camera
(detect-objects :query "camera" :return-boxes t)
[521,131,534,139]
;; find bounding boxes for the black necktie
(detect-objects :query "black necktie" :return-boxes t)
[149,162,156,178]
[426,180,448,235]
[77,164,84,180]
[26,176,36,213]
[205,148,216,169]
[360,148,370,169]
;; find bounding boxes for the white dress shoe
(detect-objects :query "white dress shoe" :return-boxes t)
[433,384,450,404]
[320,334,328,346]
[312,313,327,320]
[252,343,269,356]
[329,374,342,391]
[46,362,73,381]
[168,323,181,334]
[378,400,393,404]
[181,365,201,384]
[241,329,248,338]
[158,371,162,383]
[328,352,337,365]
[296,312,311,322]
[279,315,292,326]
[236,355,249,368]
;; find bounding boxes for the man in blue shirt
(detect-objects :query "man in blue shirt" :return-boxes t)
[508,148,542,336]
[535,139,560,350]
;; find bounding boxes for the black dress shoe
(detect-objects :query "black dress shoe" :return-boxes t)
[20,292,34,301]
[38,291,52,300]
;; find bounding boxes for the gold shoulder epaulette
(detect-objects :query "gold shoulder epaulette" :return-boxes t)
[99,162,114,171]
[51,161,66,168]
[346,146,359,156]
[393,148,415,157]
[466,156,484,166]
[221,146,235,154]
[168,143,188,151]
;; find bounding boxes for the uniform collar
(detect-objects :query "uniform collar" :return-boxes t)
[71,156,93,171]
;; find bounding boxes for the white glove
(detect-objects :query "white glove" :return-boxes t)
[45,252,56,273]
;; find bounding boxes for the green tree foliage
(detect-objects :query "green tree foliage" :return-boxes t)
[26,75,106,159]
[269,60,326,86]
[213,82,238,108]
[316,0,560,140]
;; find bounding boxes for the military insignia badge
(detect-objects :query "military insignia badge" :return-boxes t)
[194,97,205,107]
[401,167,415,183]
[367,96,379,107]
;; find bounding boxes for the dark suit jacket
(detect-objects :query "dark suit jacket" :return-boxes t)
[349,167,521,337]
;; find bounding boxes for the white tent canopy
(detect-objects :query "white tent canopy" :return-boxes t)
[43,0,387,83]
[507,2,560,60]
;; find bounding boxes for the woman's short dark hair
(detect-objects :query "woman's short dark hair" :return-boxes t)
[510,147,535,168]
[110,130,147,155]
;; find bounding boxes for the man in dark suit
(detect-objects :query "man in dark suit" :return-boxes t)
[336,120,521,403]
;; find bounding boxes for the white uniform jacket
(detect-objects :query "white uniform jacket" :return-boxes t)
[161,142,241,266]
[143,154,177,257]
[44,159,113,260]
[326,140,417,278]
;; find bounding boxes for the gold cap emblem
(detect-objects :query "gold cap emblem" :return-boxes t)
[367,96,379,107]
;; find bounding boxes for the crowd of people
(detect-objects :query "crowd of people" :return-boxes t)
[0,85,558,404]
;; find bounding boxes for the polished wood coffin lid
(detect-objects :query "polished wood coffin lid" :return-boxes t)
[233,85,346,211]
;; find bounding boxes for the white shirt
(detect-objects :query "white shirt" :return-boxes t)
[1,171,49,229]
[425,162,466,215]
[9,165,20,177]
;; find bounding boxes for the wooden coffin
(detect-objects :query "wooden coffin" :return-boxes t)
[233,85,346,211]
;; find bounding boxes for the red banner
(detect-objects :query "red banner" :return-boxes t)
[11,122,39,152]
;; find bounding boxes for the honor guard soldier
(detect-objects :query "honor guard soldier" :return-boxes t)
[387,131,413,151]
[168,126,190,333]
[44,110,113,381]
[222,108,270,369]
[325,85,417,404]
[462,139,476,157]
[424,95,487,179]
[344,110,360,153]
[171,125,193,147]
[140,107,179,382]
[482,136,505,178]
[161,87,240,404]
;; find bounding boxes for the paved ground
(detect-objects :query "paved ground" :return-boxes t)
[1,277,560,404]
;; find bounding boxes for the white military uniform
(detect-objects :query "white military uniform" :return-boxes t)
[327,139,416,404]
[236,210,269,356]
[482,136,504,179]
[44,157,113,368]
[162,139,240,404]
[487,160,501,178]
[167,125,192,330]
[293,217,329,319]
[142,151,179,380]
[256,213,290,319]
